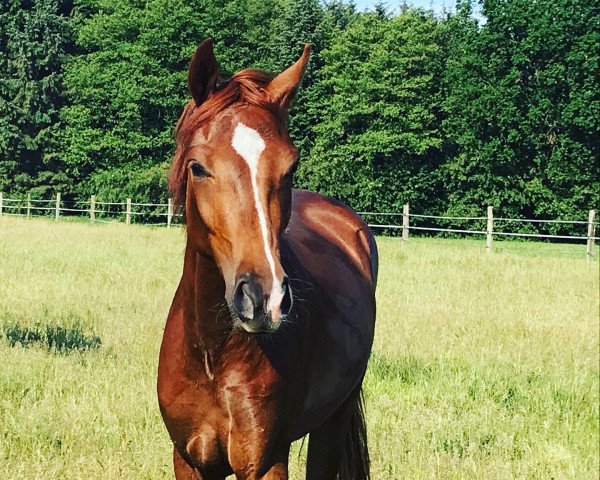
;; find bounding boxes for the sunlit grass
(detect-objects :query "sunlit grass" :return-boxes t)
[0,216,598,479]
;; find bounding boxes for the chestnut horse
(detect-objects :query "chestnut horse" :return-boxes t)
[157,39,378,480]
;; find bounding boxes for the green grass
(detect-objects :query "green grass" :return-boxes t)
[0,216,597,479]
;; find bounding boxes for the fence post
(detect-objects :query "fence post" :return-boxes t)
[26,194,31,219]
[167,198,173,228]
[402,203,410,242]
[486,206,494,252]
[90,195,96,224]
[0,192,3,217]
[126,198,131,225]
[587,209,596,259]
[55,192,61,221]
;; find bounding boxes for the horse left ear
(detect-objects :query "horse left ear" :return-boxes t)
[266,44,311,110]
[188,38,220,105]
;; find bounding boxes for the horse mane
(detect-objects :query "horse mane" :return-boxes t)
[169,69,282,211]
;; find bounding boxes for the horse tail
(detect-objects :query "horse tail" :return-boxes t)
[338,389,371,480]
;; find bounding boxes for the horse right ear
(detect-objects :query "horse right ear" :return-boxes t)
[188,39,220,105]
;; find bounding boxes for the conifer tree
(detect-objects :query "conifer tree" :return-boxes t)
[0,0,75,196]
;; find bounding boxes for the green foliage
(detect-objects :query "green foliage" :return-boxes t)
[50,0,286,203]
[441,0,600,224]
[0,0,75,195]
[1,0,598,231]
[270,0,349,157]
[301,9,444,213]
[52,0,200,202]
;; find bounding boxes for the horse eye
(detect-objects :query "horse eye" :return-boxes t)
[189,161,210,177]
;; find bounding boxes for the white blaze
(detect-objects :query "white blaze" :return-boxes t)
[231,122,284,316]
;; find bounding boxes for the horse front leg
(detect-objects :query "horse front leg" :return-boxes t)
[174,448,233,480]
[260,443,290,480]
[230,441,290,480]
[173,448,201,480]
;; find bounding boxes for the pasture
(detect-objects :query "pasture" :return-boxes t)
[0,216,597,479]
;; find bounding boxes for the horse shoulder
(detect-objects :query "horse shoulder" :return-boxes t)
[289,189,377,290]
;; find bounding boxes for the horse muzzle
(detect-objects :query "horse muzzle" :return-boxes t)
[230,272,292,334]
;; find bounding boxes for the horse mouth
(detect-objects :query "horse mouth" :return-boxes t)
[229,308,282,335]
[239,322,280,335]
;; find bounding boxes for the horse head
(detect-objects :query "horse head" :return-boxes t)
[170,39,310,334]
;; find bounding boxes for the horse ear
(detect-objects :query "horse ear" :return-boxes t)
[188,38,220,105]
[266,44,311,110]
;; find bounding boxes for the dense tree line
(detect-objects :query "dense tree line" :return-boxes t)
[1,0,598,232]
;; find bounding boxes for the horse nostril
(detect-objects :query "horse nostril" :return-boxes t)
[232,279,249,318]
[281,277,293,315]
[232,274,263,321]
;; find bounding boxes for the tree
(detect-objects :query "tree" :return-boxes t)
[441,0,599,227]
[49,0,286,202]
[301,9,445,213]
[0,0,75,197]
[269,0,328,158]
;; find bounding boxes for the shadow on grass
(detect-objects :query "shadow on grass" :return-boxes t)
[368,351,433,385]
[2,323,101,354]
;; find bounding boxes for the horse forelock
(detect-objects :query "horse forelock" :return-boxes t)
[169,69,283,211]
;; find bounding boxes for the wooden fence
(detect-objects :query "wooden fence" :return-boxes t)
[361,204,597,259]
[0,193,597,258]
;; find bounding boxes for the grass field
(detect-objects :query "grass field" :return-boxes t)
[0,216,598,479]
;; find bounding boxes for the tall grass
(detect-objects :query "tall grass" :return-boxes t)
[0,216,597,479]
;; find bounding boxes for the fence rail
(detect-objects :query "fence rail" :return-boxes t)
[0,193,597,258]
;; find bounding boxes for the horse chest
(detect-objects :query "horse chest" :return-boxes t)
[159,369,227,464]
[159,340,284,471]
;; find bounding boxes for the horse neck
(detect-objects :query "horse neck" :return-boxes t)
[180,245,229,352]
